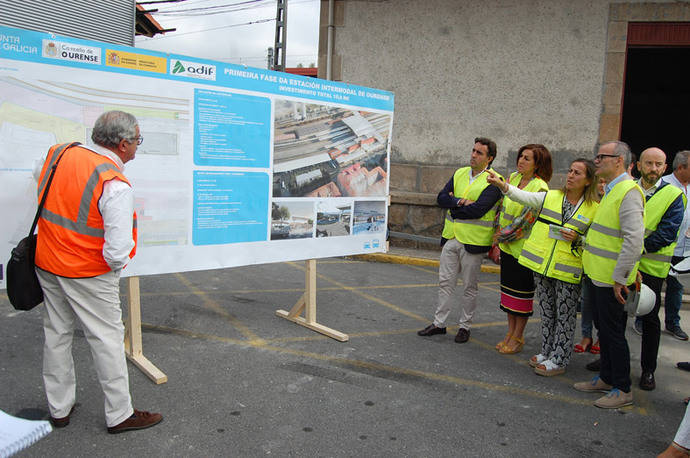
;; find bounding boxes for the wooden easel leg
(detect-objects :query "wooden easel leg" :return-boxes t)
[276,259,349,341]
[125,277,168,384]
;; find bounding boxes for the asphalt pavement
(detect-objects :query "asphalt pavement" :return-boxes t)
[1,250,689,457]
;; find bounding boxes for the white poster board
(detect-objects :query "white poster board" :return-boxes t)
[0,26,395,288]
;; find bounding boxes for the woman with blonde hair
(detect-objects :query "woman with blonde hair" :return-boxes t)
[488,158,599,375]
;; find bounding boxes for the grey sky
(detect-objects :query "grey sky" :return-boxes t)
[135,0,320,69]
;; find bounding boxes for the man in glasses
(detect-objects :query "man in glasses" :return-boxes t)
[574,141,644,408]
[417,137,503,344]
[33,111,162,433]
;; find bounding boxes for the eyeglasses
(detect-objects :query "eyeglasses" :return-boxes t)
[593,153,619,162]
[129,135,144,146]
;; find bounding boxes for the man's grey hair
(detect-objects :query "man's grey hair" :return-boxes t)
[673,150,690,171]
[601,140,632,167]
[91,110,138,148]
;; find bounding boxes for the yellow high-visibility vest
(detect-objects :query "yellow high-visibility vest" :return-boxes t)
[441,167,503,246]
[518,190,598,284]
[498,172,548,258]
[582,179,645,286]
[639,183,686,278]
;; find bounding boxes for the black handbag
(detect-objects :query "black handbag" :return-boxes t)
[6,142,78,310]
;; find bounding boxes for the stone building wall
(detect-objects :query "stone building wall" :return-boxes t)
[317,0,690,247]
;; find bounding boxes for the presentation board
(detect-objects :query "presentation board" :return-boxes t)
[0,25,394,289]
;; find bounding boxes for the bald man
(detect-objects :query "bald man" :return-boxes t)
[634,147,686,391]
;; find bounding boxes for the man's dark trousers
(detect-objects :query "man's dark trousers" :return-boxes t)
[587,276,632,392]
[639,271,664,374]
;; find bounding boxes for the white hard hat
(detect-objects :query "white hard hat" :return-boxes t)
[625,282,655,317]
[670,257,690,277]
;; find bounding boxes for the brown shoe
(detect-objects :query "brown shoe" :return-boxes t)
[455,328,470,343]
[107,409,162,434]
[573,376,612,393]
[50,405,76,428]
[417,324,446,336]
[593,388,633,409]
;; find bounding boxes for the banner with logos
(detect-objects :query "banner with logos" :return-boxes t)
[0,25,394,287]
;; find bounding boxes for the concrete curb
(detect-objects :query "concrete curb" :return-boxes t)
[352,252,501,274]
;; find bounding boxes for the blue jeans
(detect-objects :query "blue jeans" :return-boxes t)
[665,266,684,329]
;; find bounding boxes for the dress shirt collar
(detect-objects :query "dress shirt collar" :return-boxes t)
[636,177,662,197]
[663,172,688,196]
[605,172,630,195]
[85,143,124,170]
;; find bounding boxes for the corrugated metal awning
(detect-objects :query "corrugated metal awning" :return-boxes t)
[0,0,135,46]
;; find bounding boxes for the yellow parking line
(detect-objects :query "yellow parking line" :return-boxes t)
[287,261,430,323]
[405,264,438,275]
[141,322,641,413]
[173,272,264,344]
[266,319,539,343]
[404,264,501,293]
[136,283,444,299]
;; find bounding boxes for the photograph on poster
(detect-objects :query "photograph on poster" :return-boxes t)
[315,200,352,238]
[352,201,386,235]
[270,200,315,240]
[272,99,390,198]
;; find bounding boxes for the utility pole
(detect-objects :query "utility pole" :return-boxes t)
[272,0,287,71]
[267,47,274,70]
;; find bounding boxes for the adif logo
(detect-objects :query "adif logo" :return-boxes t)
[170,59,216,80]
[172,61,185,74]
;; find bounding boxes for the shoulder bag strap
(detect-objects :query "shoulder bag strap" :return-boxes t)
[29,142,81,237]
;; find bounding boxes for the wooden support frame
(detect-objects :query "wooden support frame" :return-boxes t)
[276,259,349,341]
[124,277,168,384]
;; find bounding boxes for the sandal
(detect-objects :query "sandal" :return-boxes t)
[534,360,566,377]
[590,341,600,355]
[574,338,592,353]
[499,336,524,354]
[529,354,547,368]
[496,333,511,351]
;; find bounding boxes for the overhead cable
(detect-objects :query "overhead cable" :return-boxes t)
[136,17,275,40]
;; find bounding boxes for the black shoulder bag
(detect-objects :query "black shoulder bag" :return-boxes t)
[6,142,79,310]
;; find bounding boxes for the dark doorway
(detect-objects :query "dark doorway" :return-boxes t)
[620,47,690,166]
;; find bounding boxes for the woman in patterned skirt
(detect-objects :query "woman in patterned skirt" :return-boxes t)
[488,159,599,375]
[494,145,552,354]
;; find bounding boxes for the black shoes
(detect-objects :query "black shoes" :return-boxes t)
[417,324,469,343]
[633,320,643,336]
[455,328,470,343]
[666,325,689,341]
[586,358,601,372]
[49,405,76,428]
[639,371,656,391]
[417,324,446,336]
[677,362,690,372]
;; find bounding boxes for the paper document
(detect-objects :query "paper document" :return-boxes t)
[0,409,52,457]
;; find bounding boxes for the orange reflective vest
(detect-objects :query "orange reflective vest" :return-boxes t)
[35,143,137,278]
